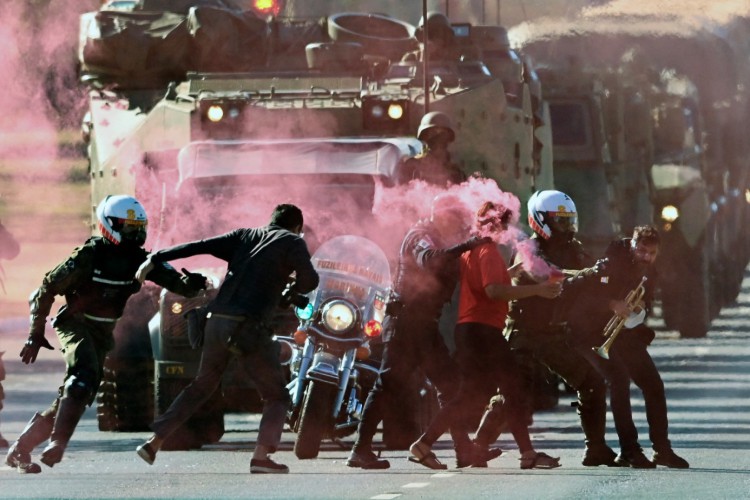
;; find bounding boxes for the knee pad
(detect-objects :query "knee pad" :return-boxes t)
[63,374,94,402]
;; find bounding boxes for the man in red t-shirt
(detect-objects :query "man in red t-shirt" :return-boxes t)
[456,201,562,469]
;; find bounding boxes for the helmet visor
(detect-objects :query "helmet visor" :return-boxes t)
[118,219,147,244]
[548,214,578,234]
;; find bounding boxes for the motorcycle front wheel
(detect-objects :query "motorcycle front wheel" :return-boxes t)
[294,380,336,459]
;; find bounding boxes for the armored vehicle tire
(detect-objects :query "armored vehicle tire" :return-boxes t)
[96,358,154,432]
[327,13,417,59]
[155,374,225,451]
[294,381,335,459]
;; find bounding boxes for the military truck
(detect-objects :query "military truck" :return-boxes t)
[512,10,750,338]
[79,1,553,445]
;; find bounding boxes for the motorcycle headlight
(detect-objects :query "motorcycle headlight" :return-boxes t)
[321,300,356,333]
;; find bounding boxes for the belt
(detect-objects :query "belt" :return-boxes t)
[83,313,119,323]
[206,312,246,322]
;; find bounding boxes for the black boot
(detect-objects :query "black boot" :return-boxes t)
[5,413,54,474]
[40,396,86,467]
[580,417,616,466]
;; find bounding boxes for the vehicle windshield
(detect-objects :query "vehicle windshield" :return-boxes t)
[308,235,391,320]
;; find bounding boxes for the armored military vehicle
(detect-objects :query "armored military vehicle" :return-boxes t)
[79,1,553,445]
[511,8,750,338]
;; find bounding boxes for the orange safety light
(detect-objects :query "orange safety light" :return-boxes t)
[293,329,308,345]
[363,320,382,337]
[355,345,371,360]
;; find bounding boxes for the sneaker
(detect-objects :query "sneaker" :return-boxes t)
[5,445,42,474]
[582,445,617,467]
[347,449,390,470]
[250,457,289,474]
[614,450,656,469]
[136,442,157,465]
[652,450,689,469]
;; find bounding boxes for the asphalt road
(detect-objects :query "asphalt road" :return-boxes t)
[1,272,749,499]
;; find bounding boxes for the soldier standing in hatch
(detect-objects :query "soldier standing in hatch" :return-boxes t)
[4,195,206,473]
[397,111,466,187]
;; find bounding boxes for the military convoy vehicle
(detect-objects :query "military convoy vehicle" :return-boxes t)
[511,8,750,338]
[79,1,552,445]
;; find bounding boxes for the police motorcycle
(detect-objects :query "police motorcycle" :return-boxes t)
[283,235,389,459]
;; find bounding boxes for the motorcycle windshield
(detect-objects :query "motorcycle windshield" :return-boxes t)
[308,235,391,325]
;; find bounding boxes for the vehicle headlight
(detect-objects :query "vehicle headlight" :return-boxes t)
[207,105,224,122]
[661,205,679,222]
[321,300,356,333]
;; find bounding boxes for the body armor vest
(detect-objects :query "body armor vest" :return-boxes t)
[66,239,146,321]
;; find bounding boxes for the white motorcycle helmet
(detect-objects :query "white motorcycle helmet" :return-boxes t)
[527,190,578,240]
[96,194,148,246]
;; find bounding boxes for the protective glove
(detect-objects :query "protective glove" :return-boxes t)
[20,334,54,364]
[181,268,208,291]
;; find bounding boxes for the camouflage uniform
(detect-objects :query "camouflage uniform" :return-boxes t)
[5,236,203,472]
[397,152,466,186]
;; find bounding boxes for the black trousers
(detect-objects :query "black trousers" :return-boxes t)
[354,311,470,453]
[454,322,533,453]
[152,316,289,452]
[577,325,671,454]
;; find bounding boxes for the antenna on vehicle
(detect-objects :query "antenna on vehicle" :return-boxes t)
[423,0,430,114]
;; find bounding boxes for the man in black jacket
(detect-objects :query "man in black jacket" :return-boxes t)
[563,225,689,469]
[136,204,319,474]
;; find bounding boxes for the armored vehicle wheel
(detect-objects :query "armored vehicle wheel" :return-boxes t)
[154,372,225,451]
[294,381,335,459]
[96,359,154,432]
[327,13,417,60]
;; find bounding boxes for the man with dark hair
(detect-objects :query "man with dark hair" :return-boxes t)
[563,224,689,469]
[135,204,318,474]
[416,200,562,470]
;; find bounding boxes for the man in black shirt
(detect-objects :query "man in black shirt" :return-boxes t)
[563,225,689,469]
[136,204,319,474]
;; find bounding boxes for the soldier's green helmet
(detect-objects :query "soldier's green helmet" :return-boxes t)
[417,111,455,143]
[416,11,454,44]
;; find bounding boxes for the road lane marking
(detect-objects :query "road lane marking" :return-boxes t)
[371,494,401,500]
[432,472,455,478]
[402,482,429,488]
